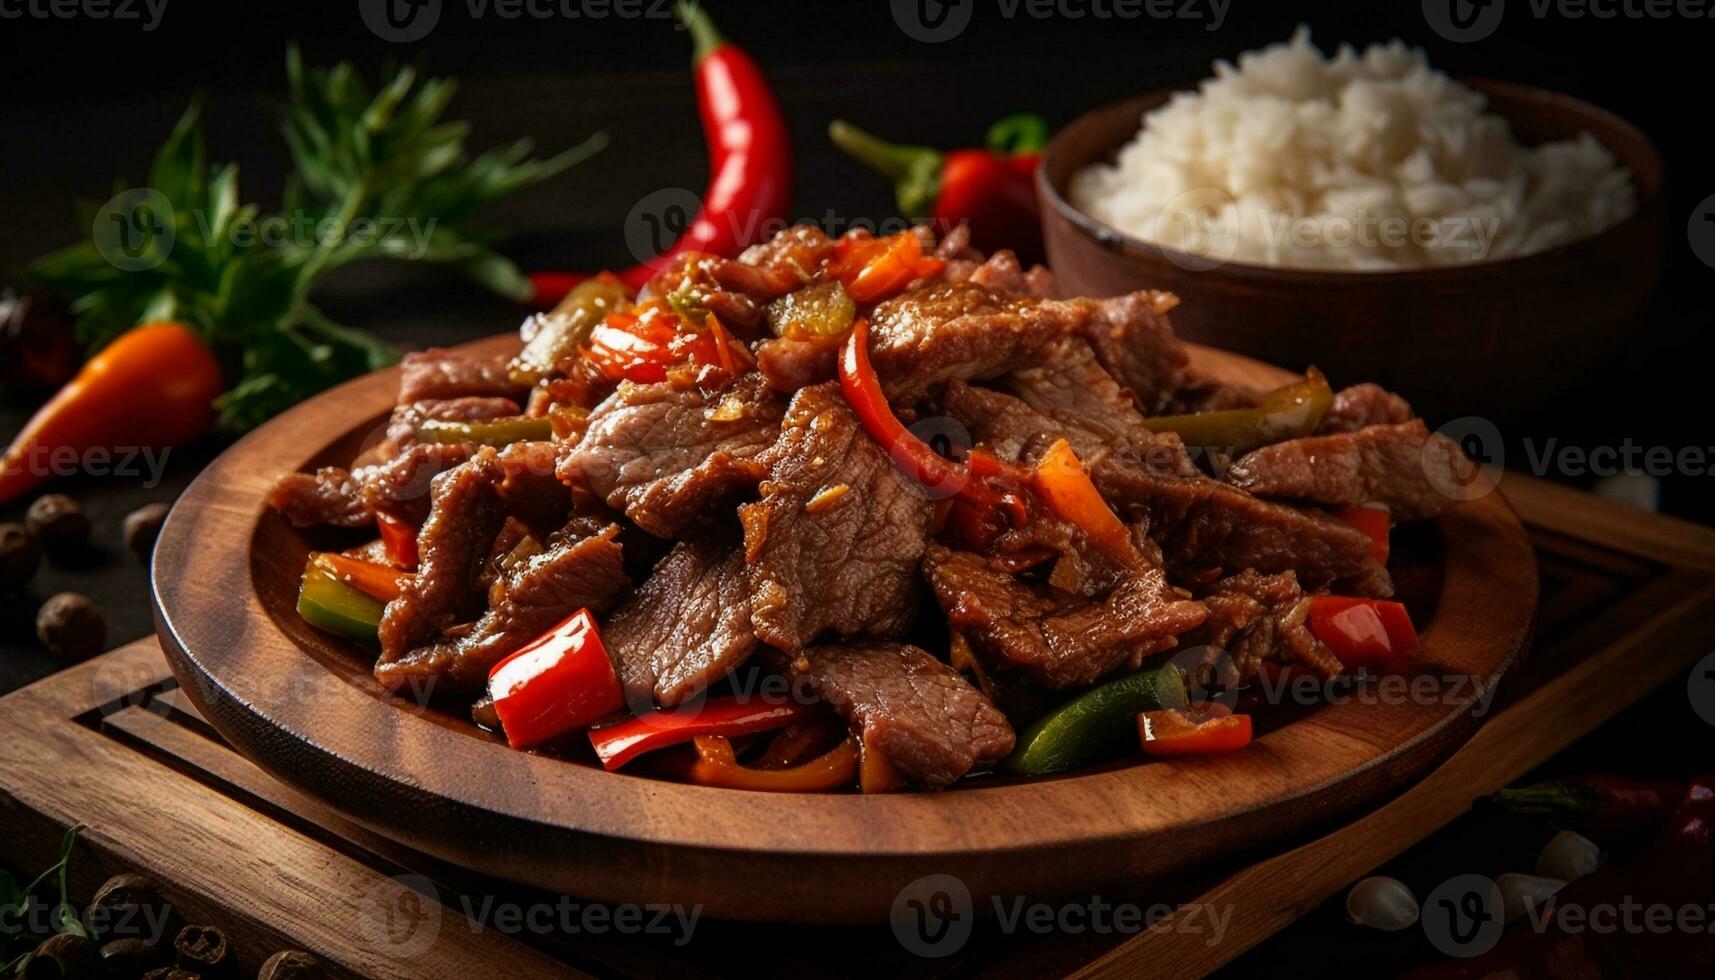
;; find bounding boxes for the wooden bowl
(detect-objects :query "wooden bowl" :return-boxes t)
[1037,80,1664,422]
[152,336,1537,924]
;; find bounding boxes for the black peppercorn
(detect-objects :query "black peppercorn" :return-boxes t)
[90,873,182,947]
[102,936,168,977]
[0,522,40,592]
[173,924,231,977]
[257,950,325,979]
[36,592,106,659]
[25,933,104,978]
[124,502,172,559]
[25,494,90,556]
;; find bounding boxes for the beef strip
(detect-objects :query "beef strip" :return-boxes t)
[351,397,521,470]
[495,440,574,533]
[604,531,756,709]
[1072,290,1188,414]
[754,331,843,393]
[1318,384,1416,434]
[268,467,369,528]
[1183,570,1341,683]
[564,373,784,537]
[783,641,1015,788]
[1225,420,1474,522]
[867,283,1092,402]
[398,349,528,403]
[377,450,510,662]
[741,382,933,651]
[357,442,480,526]
[375,520,627,693]
[923,545,1207,689]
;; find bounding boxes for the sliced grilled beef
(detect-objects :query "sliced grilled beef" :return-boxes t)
[1001,339,1199,475]
[351,397,522,470]
[604,531,756,709]
[923,545,1207,689]
[565,373,784,537]
[1073,290,1188,414]
[398,349,528,403]
[495,440,574,533]
[375,520,627,693]
[1226,420,1473,521]
[754,331,843,393]
[268,467,369,528]
[784,641,1014,788]
[378,450,510,661]
[741,382,933,651]
[357,442,479,526]
[1184,570,1341,682]
[867,283,1091,402]
[1319,384,1416,434]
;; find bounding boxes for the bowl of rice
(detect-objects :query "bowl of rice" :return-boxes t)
[1038,30,1662,420]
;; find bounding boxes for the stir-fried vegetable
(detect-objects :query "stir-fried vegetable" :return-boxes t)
[310,552,413,603]
[1141,369,1333,452]
[583,301,745,384]
[1333,504,1391,564]
[827,231,946,304]
[510,273,630,384]
[1005,662,1188,776]
[415,416,554,447]
[375,512,419,569]
[766,281,857,339]
[1305,596,1419,672]
[1031,438,1139,568]
[683,735,859,792]
[589,697,817,771]
[487,609,625,749]
[1138,704,1254,757]
[839,317,969,496]
[296,561,385,644]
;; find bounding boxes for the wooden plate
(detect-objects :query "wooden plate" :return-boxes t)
[152,335,1537,924]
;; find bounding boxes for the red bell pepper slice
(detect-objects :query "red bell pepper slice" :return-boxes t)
[588,696,817,771]
[375,512,419,570]
[1306,596,1419,673]
[488,609,626,750]
[828,231,945,305]
[683,734,859,792]
[1031,438,1139,568]
[1139,704,1253,757]
[839,317,969,497]
[1333,504,1391,564]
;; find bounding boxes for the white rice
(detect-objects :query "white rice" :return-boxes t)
[1069,29,1636,271]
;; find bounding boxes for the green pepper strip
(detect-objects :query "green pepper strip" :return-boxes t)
[297,563,384,644]
[508,274,630,385]
[1004,662,1188,776]
[1141,370,1334,454]
[416,416,554,447]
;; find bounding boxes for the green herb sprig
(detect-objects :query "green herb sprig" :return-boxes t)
[31,47,605,432]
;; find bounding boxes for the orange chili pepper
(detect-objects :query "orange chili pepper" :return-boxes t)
[0,321,223,506]
[686,734,859,792]
[830,231,945,304]
[1030,438,1139,568]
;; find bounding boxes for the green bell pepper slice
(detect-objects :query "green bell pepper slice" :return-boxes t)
[1004,661,1188,776]
[415,416,554,447]
[508,273,630,385]
[297,562,385,644]
[1141,369,1334,453]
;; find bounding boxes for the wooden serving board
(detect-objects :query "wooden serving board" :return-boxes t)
[3,473,1713,978]
[144,338,1534,923]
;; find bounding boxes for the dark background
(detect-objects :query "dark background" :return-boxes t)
[1,1,1710,974]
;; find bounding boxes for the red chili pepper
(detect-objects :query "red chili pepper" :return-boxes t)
[589,696,817,771]
[1139,704,1253,757]
[488,609,626,750]
[582,301,739,384]
[527,4,791,306]
[1495,774,1688,844]
[826,231,947,305]
[838,317,969,497]
[829,113,1047,265]
[1306,595,1419,673]
[1333,504,1391,564]
[375,512,419,570]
